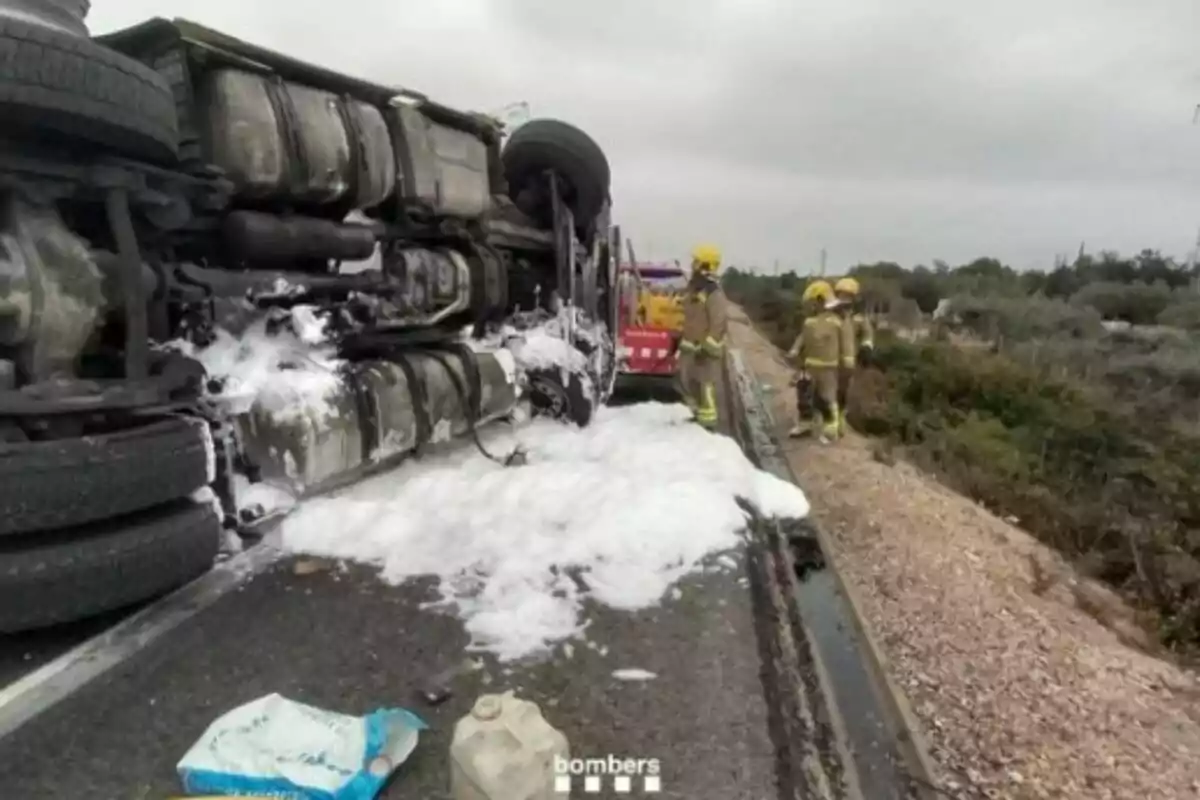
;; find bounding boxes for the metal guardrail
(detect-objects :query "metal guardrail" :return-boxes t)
[724,349,941,800]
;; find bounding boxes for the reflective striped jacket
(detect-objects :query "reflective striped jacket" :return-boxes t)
[787,311,850,368]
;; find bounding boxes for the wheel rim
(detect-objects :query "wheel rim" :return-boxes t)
[530,377,569,417]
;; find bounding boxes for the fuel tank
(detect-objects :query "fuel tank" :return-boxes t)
[196,68,395,210]
[390,104,492,218]
[234,348,517,494]
[194,67,492,218]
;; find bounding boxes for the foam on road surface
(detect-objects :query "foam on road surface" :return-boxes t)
[0,556,780,799]
[279,402,808,662]
[0,395,812,798]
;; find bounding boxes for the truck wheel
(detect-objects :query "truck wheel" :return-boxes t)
[0,501,221,633]
[502,120,610,227]
[0,417,213,537]
[0,17,179,162]
[528,368,596,427]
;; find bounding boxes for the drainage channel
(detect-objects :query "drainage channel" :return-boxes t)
[787,524,917,798]
[726,350,938,800]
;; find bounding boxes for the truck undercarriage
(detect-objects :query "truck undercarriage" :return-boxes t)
[0,7,620,632]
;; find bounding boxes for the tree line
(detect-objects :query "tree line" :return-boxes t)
[724,249,1200,329]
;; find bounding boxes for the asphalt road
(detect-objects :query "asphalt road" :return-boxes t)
[0,380,679,692]
[0,605,144,688]
[0,554,781,800]
[0,380,791,799]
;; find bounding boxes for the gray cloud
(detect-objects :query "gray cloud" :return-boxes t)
[86,0,1200,271]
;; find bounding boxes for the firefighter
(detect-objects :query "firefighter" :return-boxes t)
[785,280,846,442]
[677,243,728,430]
[833,276,874,437]
[784,287,818,436]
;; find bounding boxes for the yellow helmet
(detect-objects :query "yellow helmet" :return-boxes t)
[801,279,833,304]
[834,277,861,297]
[690,243,722,273]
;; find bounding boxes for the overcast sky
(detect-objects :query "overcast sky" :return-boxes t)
[90,0,1200,273]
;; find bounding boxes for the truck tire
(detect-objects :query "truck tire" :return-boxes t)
[0,417,213,537]
[528,368,596,427]
[0,501,220,633]
[502,119,610,227]
[0,16,179,162]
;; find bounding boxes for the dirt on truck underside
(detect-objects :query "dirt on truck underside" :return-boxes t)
[728,304,1200,800]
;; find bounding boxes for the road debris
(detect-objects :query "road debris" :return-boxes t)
[177,693,427,799]
[450,691,569,800]
[419,658,482,707]
[291,558,330,576]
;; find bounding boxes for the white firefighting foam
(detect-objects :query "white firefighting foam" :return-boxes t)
[492,307,610,403]
[171,307,604,517]
[170,308,802,661]
[507,328,590,374]
[280,402,809,661]
[169,308,343,422]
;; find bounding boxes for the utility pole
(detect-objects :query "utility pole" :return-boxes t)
[819,248,827,277]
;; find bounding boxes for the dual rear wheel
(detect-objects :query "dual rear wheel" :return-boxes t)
[0,418,221,633]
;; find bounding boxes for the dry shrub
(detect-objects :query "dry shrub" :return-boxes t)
[734,282,1200,652]
[865,337,1200,654]
[846,367,892,436]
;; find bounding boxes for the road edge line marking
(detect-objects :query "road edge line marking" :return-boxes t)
[0,542,283,742]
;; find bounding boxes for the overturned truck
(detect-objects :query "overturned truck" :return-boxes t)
[0,7,620,631]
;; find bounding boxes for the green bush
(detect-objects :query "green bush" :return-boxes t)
[728,268,1200,652]
[1071,281,1174,325]
[1005,329,1200,412]
[850,337,1200,652]
[1158,298,1200,330]
[945,293,1104,342]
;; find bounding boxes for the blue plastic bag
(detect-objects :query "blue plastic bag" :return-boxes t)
[177,693,427,799]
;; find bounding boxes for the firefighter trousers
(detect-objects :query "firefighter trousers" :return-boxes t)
[836,367,855,437]
[678,351,720,429]
[808,366,840,440]
[794,374,814,419]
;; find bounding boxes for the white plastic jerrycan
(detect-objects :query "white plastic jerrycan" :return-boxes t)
[450,690,570,800]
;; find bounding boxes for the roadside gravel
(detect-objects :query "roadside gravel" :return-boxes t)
[730,306,1200,800]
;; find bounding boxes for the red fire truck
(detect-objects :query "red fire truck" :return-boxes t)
[616,260,689,391]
